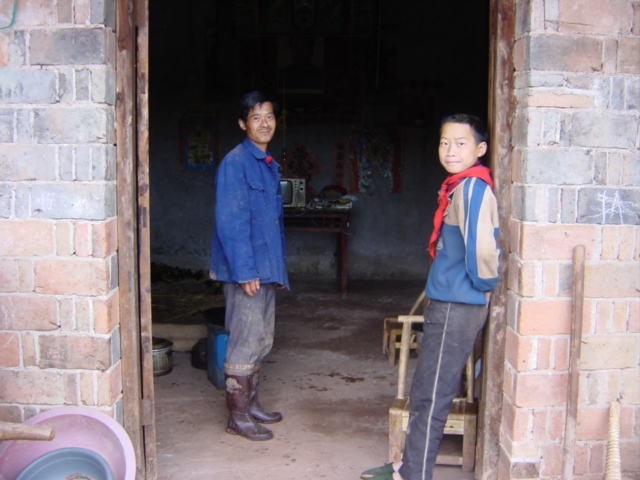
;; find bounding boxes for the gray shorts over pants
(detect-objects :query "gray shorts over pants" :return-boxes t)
[223,282,276,376]
[399,299,488,480]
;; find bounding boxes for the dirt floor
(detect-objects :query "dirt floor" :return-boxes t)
[153,279,477,480]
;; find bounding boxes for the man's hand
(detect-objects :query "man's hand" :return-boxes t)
[240,279,260,296]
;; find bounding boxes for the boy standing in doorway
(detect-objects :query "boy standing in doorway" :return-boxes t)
[209,91,288,441]
[361,114,500,479]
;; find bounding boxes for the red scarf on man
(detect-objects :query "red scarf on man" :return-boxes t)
[428,163,494,259]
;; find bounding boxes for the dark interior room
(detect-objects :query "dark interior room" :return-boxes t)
[148,0,489,283]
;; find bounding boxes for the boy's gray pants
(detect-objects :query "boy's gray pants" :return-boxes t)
[399,300,488,480]
[223,282,276,376]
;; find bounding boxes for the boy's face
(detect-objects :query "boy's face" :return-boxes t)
[438,122,487,174]
[239,102,276,152]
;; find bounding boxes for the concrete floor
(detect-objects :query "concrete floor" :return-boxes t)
[154,280,477,480]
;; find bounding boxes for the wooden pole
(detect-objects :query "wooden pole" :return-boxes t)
[562,244,586,480]
[0,422,54,442]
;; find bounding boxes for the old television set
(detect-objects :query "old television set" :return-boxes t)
[280,177,306,209]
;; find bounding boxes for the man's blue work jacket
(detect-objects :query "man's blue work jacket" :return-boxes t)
[209,138,289,289]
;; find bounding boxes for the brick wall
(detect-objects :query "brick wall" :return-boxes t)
[503,0,640,479]
[0,0,120,423]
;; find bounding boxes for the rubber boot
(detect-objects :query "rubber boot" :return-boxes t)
[225,373,273,441]
[249,367,283,424]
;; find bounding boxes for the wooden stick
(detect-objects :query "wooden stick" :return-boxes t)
[562,244,585,480]
[0,421,54,441]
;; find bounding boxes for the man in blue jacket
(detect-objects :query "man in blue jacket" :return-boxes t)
[210,91,288,441]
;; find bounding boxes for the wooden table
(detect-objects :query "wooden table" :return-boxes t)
[284,208,350,298]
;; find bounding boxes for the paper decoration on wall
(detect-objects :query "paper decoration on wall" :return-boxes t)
[282,141,323,186]
[179,111,218,170]
[349,125,402,193]
[332,140,347,187]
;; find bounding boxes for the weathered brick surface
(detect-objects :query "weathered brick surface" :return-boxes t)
[34,257,110,296]
[558,0,633,35]
[0,70,58,104]
[572,112,638,149]
[618,37,640,75]
[93,291,119,334]
[529,35,602,73]
[0,370,65,404]
[31,183,116,220]
[580,334,638,370]
[0,332,20,367]
[0,146,57,181]
[29,29,108,65]
[523,149,593,185]
[513,372,568,407]
[584,262,640,298]
[0,258,17,292]
[0,220,54,256]
[38,334,113,370]
[0,294,58,330]
[92,219,117,258]
[578,186,639,224]
[519,224,596,260]
[33,106,114,144]
[517,299,572,335]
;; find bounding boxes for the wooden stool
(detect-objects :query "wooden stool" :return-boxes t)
[383,318,418,367]
[388,315,478,472]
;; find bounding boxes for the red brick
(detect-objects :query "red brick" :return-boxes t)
[621,438,640,472]
[574,443,590,475]
[94,291,119,334]
[559,0,633,35]
[618,226,635,261]
[601,226,617,260]
[542,262,559,297]
[58,297,75,332]
[518,299,572,335]
[580,334,638,370]
[0,332,20,367]
[22,332,37,367]
[506,328,534,372]
[576,407,609,441]
[17,258,34,293]
[0,405,22,423]
[0,295,58,331]
[526,92,593,108]
[618,37,640,74]
[0,33,9,67]
[96,362,122,406]
[584,262,639,298]
[75,298,91,333]
[74,222,91,257]
[513,372,568,407]
[594,300,613,334]
[0,221,54,256]
[0,370,65,404]
[540,442,563,476]
[38,334,113,370]
[63,371,79,405]
[0,259,18,292]
[554,337,569,371]
[55,221,73,256]
[34,258,109,296]
[519,224,596,261]
[532,409,546,442]
[589,442,606,475]
[621,369,640,405]
[92,219,117,258]
[537,338,552,370]
[79,372,95,406]
[548,409,565,441]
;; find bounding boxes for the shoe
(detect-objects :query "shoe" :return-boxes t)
[225,373,274,441]
[249,367,282,424]
[361,463,394,479]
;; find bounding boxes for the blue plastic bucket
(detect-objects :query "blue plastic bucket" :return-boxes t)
[207,324,228,389]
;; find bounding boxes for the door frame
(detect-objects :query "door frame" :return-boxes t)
[115,0,516,478]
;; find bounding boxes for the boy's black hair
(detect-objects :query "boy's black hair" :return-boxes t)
[440,113,488,145]
[238,91,279,122]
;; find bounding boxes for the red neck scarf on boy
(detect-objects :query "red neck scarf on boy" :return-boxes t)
[428,162,494,259]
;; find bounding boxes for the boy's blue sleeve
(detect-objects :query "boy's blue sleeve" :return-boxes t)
[459,178,500,292]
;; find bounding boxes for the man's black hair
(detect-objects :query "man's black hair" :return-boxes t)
[238,91,279,122]
[440,113,488,145]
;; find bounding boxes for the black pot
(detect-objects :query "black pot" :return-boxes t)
[191,338,208,370]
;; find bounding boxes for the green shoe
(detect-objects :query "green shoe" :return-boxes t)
[360,463,394,479]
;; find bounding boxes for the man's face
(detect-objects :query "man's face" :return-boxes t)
[239,102,276,151]
[438,122,487,174]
